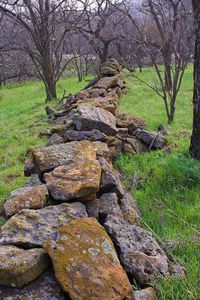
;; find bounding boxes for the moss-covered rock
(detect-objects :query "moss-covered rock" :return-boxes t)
[0,246,49,287]
[44,217,132,300]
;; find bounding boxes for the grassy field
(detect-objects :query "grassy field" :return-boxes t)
[116,65,200,299]
[0,66,199,299]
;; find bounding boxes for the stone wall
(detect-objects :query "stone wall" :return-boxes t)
[0,59,184,300]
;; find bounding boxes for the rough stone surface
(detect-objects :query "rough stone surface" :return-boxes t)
[0,203,87,248]
[122,137,147,155]
[92,141,110,159]
[32,141,97,177]
[134,129,167,149]
[99,193,123,219]
[85,199,100,219]
[24,154,35,177]
[99,158,125,198]
[0,270,65,299]
[104,215,170,285]
[25,174,42,187]
[119,193,140,225]
[44,160,101,202]
[64,129,108,143]
[69,103,118,136]
[93,75,122,90]
[44,217,132,300]
[46,133,64,146]
[4,185,49,218]
[0,246,49,287]
[132,287,157,300]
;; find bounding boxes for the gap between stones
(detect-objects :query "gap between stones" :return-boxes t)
[0,59,185,300]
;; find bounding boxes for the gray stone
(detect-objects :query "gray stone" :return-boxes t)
[69,103,118,136]
[0,246,49,287]
[99,158,125,198]
[104,215,170,285]
[24,154,35,177]
[119,193,140,224]
[0,270,65,299]
[99,193,123,219]
[132,287,157,300]
[46,133,64,146]
[85,199,100,219]
[64,129,108,143]
[134,129,167,149]
[25,174,42,187]
[0,203,88,248]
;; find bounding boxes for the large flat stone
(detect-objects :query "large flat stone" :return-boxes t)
[104,215,170,285]
[44,160,101,202]
[0,203,87,248]
[32,141,97,177]
[134,129,167,149]
[69,103,118,136]
[93,75,121,90]
[0,246,49,287]
[44,217,132,300]
[0,270,65,299]
[4,185,48,218]
[64,129,108,143]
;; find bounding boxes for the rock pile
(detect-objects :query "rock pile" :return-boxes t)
[0,59,184,299]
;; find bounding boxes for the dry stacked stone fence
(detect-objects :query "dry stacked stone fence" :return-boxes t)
[0,59,185,300]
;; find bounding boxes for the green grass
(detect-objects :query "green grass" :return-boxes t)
[116,65,200,299]
[0,77,90,218]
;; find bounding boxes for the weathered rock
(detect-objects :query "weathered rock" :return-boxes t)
[88,88,106,97]
[25,174,42,187]
[32,141,97,177]
[24,154,35,177]
[44,217,132,300]
[44,160,101,202]
[0,202,87,248]
[0,246,49,287]
[116,111,147,132]
[119,193,140,225]
[101,59,122,77]
[98,158,125,198]
[64,129,108,143]
[108,137,123,160]
[134,129,167,149]
[46,133,64,146]
[0,270,65,299]
[104,215,170,285]
[132,288,157,300]
[92,141,110,159]
[4,185,49,218]
[99,193,123,219]
[93,75,122,90]
[122,137,147,155]
[81,94,118,113]
[85,199,100,219]
[69,103,118,136]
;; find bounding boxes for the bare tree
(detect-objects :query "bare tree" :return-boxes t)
[0,0,83,101]
[190,0,200,159]
[114,0,193,123]
[79,0,126,64]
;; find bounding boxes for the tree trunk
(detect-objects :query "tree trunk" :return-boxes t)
[190,0,200,159]
[45,79,57,102]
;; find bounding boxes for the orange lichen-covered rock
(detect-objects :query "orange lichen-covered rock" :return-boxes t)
[4,185,48,218]
[44,160,101,202]
[32,141,97,177]
[44,217,132,300]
